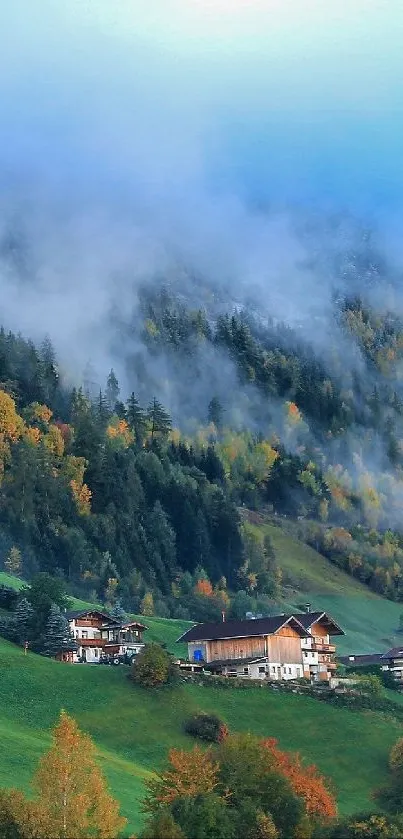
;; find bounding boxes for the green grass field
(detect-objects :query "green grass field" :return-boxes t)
[260,522,403,654]
[1,635,403,834]
[2,525,403,832]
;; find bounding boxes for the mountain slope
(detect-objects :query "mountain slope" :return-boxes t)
[244,517,403,654]
[1,636,402,834]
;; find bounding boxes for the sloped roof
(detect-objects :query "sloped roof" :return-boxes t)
[65,608,111,621]
[381,647,403,660]
[292,611,344,636]
[177,615,310,644]
[339,653,384,667]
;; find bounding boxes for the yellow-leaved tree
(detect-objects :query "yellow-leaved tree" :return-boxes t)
[32,710,126,838]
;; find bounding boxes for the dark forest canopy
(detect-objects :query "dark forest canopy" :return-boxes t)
[2,287,403,617]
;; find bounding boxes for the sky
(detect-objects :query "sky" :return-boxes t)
[0,0,403,383]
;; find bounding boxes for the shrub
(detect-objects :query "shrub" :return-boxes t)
[184,713,229,743]
[355,674,384,696]
[131,643,177,688]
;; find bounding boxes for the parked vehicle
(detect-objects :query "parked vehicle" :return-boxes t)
[99,651,137,666]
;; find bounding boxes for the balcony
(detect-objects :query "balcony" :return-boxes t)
[312,643,336,653]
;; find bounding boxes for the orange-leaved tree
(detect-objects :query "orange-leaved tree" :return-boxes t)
[144,745,220,811]
[32,710,126,838]
[262,738,337,824]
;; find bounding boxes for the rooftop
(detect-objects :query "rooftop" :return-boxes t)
[177,615,310,644]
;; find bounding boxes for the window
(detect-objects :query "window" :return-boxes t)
[243,667,249,674]
[81,631,88,639]
[304,651,308,658]
[94,649,98,658]
[288,667,292,674]
[258,667,265,674]
[271,666,276,673]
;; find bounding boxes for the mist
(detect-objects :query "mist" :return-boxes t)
[1,0,403,417]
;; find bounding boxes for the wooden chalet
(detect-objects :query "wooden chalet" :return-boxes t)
[293,610,344,681]
[177,610,344,682]
[380,647,403,687]
[66,609,147,663]
[177,615,310,680]
[339,653,385,669]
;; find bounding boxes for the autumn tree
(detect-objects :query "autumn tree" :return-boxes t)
[140,591,155,616]
[261,738,337,824]
[32,710,126,838]
[4,546,22,576]
[144,745,220,810]
[0,788,46,839]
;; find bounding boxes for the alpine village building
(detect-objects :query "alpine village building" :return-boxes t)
[177,610,344,682]
[66,609,147,663]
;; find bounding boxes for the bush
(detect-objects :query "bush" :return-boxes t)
[130,643,178,688]
[184,713,229,743]
[355,674,384,696]
[0,585,18,611]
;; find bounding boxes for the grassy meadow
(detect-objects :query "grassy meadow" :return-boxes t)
[1,635,402,834]
[2,525,403,833]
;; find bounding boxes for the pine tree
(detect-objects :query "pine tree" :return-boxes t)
[33,711,126,838]
[106,369,120,411]
[126,392,147,445]
[42,604,72,657]
[208,396,224,429]
[12,597,35,645]
[96,389,111,427]
[147,397,172,440]
[109,599,127,623]
[4,546,22,576]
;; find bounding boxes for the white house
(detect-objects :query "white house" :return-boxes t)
[66,609,147,663]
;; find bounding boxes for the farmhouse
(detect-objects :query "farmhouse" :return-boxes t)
[339,653,385,669]
[294,610,344,681]
[66,609,147,663]
[177,610,343,681]
[380,647,403,686]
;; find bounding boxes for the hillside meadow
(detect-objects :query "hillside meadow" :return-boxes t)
[1,635,402,835]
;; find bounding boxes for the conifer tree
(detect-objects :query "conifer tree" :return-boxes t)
[126,392,147,445]
[208,396,224,429]
[147,397,172,440]
[12,597,35,645]
[109,599,127,623]
[96,389,111,427]
[106,369,120,411]
[42,604,72,657]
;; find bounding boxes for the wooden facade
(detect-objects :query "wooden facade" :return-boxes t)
[266,625,303,664]
[179,610,343,682]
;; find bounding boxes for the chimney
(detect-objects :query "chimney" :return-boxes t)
[305,603,311,613]
[222,611,225,623]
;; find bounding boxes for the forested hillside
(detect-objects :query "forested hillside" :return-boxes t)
[2,274,403,622]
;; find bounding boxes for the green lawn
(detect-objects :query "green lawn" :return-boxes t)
[1,636,402,834]
[262,523,403,654]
